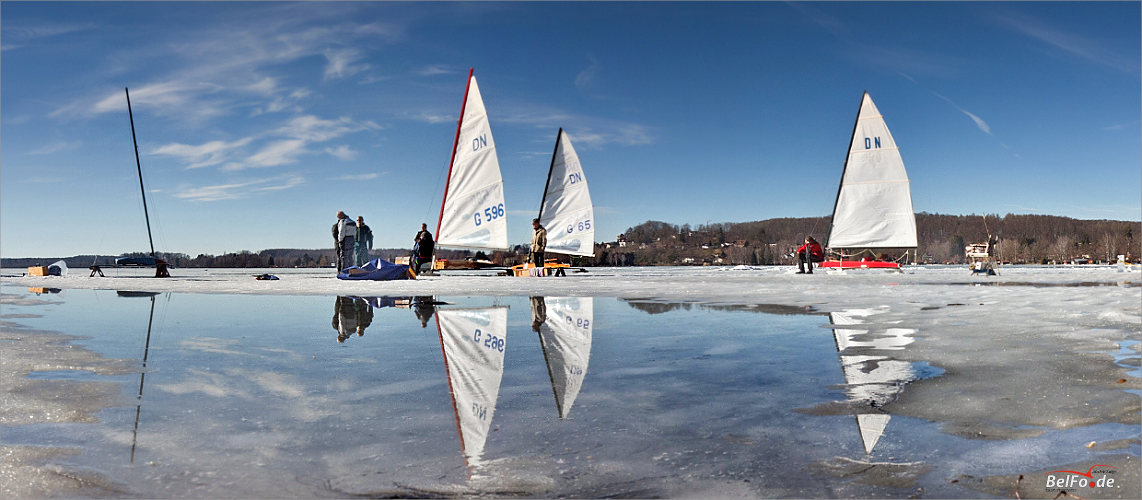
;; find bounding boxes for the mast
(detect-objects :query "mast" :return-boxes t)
[536,128,563,222]
[126,88,156,258]
[130,293,157,463]
[437,68,475,237]
[825,91,866,251]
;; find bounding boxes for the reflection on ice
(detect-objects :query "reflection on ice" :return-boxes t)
[437,304,509,472]
[3,281,1136,499]
[332,296,373,342]
[532,297,593,419]
[829,308,931,456]
[333,296,443,342]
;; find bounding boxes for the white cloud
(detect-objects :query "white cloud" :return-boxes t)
[324,145,356,160]
[175,174,305,201]
[151,138,254,169]
[3,22,93,43]
[930,92,992,135]
[236,139,308,169]
[151,115,376,172]
[323,48,370,81]
[332,173,380,181]
[414,64,454,76]
[494,102,655,149]
[27,140,82,155]
[575,55,599,89]
[409,112,454,124]
[994,12,1139,74]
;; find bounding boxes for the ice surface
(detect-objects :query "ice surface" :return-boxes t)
[1,265,1138,498]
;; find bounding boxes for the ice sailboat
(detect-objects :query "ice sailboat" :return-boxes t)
[532,296,593,418]
[511,128,594,277]
[436,305,509,472]
[432,69,508,272]
[110,88,170,277]
[820,92,917,270]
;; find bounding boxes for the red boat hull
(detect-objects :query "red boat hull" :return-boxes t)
[817,260,901,269]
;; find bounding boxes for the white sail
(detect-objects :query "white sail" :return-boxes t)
[437,306,509,467]
[438,71,508,251]
[539,130,595,257]
[827,92,917,250]
[537,297,593,418]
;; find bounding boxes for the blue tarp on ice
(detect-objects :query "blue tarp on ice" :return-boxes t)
[337,258,412,281]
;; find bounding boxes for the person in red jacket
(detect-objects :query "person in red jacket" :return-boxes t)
[797,236,824,274]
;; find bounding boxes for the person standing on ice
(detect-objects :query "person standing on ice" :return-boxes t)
[355,216,373,266]
[530,218,548,267]
[796,236,824,274]
[411,223,434,274]
[334,211,357,272]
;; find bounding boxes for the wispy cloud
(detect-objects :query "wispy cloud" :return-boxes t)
[332,172,381,181]
[784,1,849,41]
[992,11,1140,75]
[929,91,991,135]
[323,48,370,81]
[175,174,305,202]
[153,115,378,171]
[1102,119,1141,131]
[2,22,93,51]
[152,138,255,169]
[18,176,71,184]
[575,55,599,90]
[52,8,409,124]
[496,103,655,149]
[414,64,454,76]
[409,112,455,124]
[900,73,994,137]
[27,140,83,155]
[79,81,230,123]
[1005,204,1046,213]
[324,145,357,161]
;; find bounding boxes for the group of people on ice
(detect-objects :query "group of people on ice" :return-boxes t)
[332,211,554,277]
[333,211,437,275]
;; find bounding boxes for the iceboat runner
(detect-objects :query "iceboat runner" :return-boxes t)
[820,92,917,271]
[511,128,595,277]
[430,68,509,274]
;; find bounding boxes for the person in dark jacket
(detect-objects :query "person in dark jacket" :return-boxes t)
[797,236,824,274]
[355,216,374,267]
[412,223,435,274]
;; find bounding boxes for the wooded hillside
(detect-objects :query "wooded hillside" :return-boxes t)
[4,213,1137,269]
[597,213,1139,266]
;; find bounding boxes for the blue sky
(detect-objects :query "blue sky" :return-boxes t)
[2,1,1139,259]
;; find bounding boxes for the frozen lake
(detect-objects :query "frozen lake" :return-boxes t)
[2,266,1139,498]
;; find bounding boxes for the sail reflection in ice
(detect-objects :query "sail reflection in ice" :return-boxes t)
[531,297,593,419]
[829,309,918,455]
[437,305,509,471]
